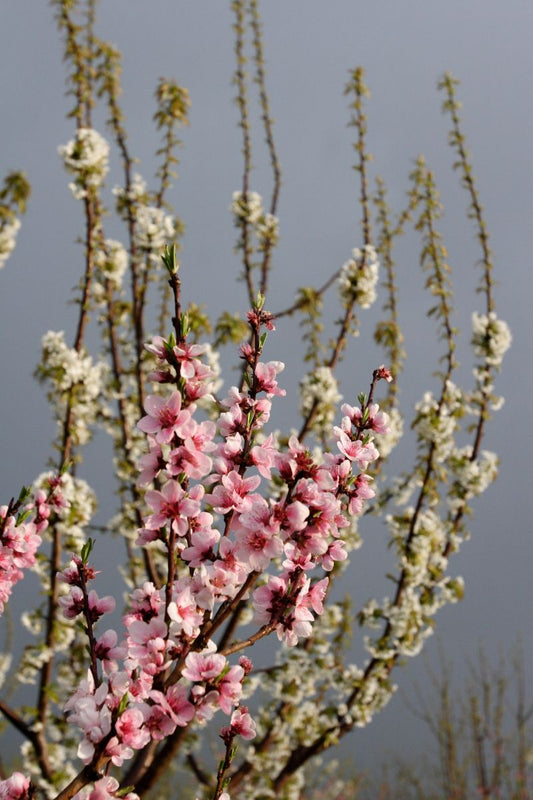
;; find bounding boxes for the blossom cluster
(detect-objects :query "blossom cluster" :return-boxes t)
[0,301,388,798]
[0,476,66,617]
[471,311,512,368]
[113,173,176,263]
[231,190,279,250]
[337,244,380,310]
[58,128,110,200]
[300,365,342,438]
[37,331,108,446]
[0,216,21,270]
[93,239,128,291]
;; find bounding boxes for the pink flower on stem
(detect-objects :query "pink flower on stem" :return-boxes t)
[125,617,169,676]
[249,433,278,478]
[137,437,164,486]
[233,497,283,570]
[340,401,390,434]
[221,705,256,741]
[167,584,204,638]
[115,707,151,750]
[94,629,126,669]
[173,342,207,380]
[253,360,286,397]
[137,391,193,445]
[217,663,245,713]
[144,480,200,535]
[334,430,379,470]
[210,470,261,514]
[182,651,226,683]
[0,772,31,799]
[146,684,195,735]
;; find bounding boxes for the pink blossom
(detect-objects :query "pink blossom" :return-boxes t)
[145,480,200,535]
[249,433,278,478]
[126,617,169,675]
[210,470,261,514]
[115,707,151,750]
[167,584,204,637]
[180,528,220,567]
[137,392,193,444]
[147,684,195,733]
[375,364,393,382]
[167,421,215,479]
[86,775,139,800]
[226,705,256,740]
[137,437,164,486]
[254,360,286,397]
[233,497,283,570]
[0,772,31,799]
[173,342,207,379]
[217,664,245,713]
[182,651,226,683]
[334,430,379,469]
[94,629,126,668]
[103,736,134,767]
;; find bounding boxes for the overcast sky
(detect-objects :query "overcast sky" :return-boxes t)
[1,0,532,784]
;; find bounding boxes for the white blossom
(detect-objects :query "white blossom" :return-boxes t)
[134,205,175,258]
[338,244,379,309]
[471,311,512,368]
[94,239,128,288]
[372,406,403,458]
[300,366,342,437]
[0,216,21,269]
[231,190,263,226]
[38,331,109,446]
[58,128,109,198]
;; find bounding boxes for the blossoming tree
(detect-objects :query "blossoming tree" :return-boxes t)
[0,2,511,799]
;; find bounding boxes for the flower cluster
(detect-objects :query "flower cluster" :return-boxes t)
[412,380,463,463]
[58,128,110,200]
[300,365,342,438]
[93,239,128,290]
[0,216,21,270]
[0,477,66,616]
[37,331,108,446]
[337,244,380,309]
[134,205,176,259]
[471,311,512,368]
[113,173,176,263]
[231,190,279,249]
[231,190,263,226]
[28,300,387,795]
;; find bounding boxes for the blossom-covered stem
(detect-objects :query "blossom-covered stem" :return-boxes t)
[297,303,354,441]
[232,0,255,305]
[248,0,282,298]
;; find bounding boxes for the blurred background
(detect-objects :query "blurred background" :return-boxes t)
[1,0,532,787]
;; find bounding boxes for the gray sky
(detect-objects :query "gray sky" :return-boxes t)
[1,0,532,783]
